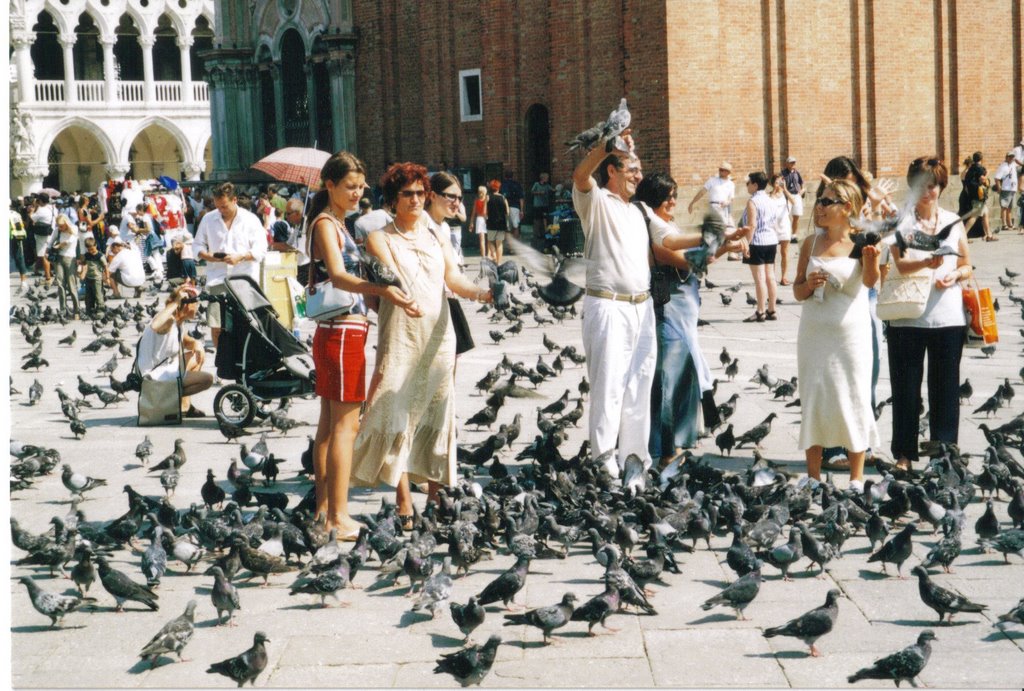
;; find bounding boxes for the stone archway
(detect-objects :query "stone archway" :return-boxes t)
[127,122,185,180]
[43,124,112,192]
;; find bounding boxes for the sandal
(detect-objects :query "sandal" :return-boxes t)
[183,405,206,418]
[895,458,912,472]
[765,311,778,321]
[985,236,999,242]
[398,514,414,532]
[821,456,851,471]
[743,312,765,323]
[779,278,791,286]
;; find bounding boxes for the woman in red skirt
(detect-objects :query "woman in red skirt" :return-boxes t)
[307,151,416,537]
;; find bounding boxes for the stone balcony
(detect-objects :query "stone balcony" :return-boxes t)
[30,79,209,106]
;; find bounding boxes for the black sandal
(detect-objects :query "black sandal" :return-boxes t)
[765,311,777,321]
[743,312,765,323]
[183,405,206,418]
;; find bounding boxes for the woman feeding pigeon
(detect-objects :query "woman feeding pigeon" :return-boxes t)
[137,283,213,418]
[885,157,972,472]
[636,172,744,462]
[351,162,491,526]
[793,179,880,486]
[306,151,416,538]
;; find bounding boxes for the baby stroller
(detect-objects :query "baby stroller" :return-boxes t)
[211,275,315,427]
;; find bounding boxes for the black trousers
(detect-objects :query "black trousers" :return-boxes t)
[886,325,965,462]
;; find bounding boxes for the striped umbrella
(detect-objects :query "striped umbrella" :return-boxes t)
[251,147,331,187]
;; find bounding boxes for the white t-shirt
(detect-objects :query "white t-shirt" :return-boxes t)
[995,162,1018,191]
[704,176,735,205]
[47,225,78,258]
[353,209,393,245]
[137,322,181,381]
[1012,144,1024,168]
[121,184,144,211]
[108,245,146,287]
[885,207,965,329]
[193,206,268,286]
[572,184,650,295]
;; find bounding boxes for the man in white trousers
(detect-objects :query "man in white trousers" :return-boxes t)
[571,131,656,478]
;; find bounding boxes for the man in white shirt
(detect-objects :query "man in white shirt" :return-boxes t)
[571,131,655,478]
[688,162,736,227]
[994,151,1021,231]
[106,239,146,298]
[193,182,268,351]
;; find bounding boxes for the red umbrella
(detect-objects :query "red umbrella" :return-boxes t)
[251,147,331,187]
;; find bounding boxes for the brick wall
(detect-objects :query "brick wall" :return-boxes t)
[350,0,1022,199]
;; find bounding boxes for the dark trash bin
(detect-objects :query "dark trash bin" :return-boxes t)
[557,218,584,256]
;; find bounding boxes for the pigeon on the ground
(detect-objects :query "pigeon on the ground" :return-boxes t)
[97,556,159,611]
[209,565,241,626]
[503,592,577,645]
[206,631,270,687]
[701,565,763,620]
[61,464,107,498]
[19,576,83,627]
[763,589,841,657]
[996,597,1024,627]
[450,596,486,642]
[412,556,454,618]
[141,525,168,586]
[980,529,1024,562]
[848,630,936,686]
[477,554,530,610]
[138,600,197,667]
[867,522,917,577]
[734,413,778,448]
[433,634,501,687]
[571,583,621,635]
[911,566,987,624]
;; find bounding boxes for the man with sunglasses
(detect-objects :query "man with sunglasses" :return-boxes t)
[571,130,655,479]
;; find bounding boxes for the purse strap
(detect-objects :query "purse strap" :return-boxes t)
[633,200,684,281]
[308,211,354,292]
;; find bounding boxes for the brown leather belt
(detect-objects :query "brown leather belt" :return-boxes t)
[585,288,651,304]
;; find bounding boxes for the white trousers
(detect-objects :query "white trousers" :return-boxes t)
[581,295,657,476]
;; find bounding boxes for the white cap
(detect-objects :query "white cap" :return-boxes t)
[786,156,797,163]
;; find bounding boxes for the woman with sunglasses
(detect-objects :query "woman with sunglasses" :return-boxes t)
[793,180,881,486]
[352,163,491,526]
[429,174,467,262]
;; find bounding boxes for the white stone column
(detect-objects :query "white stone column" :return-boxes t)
[102,37,117,103]
[12,33,35,104]
[140,36,156,104]
[105,163,131,181]
[178,36,193,104]
[16,163,52,196]
[60,35,77,104]
[182,161,204,181]
[271,64,285,148]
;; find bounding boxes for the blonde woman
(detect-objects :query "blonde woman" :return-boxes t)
[793,180,881,486]
[48,214,81,317]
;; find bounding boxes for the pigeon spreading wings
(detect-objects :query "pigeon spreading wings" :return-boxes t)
[506,237,588,307]
[565,98,631,153]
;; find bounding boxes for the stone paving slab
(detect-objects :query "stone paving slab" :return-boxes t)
[7,231,1024,687]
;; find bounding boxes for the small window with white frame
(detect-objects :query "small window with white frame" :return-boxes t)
[459,68,482,122]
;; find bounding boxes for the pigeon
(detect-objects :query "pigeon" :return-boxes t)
[715,424,736,455]
[756,527,803,581]
[726,524,760,577]
[911,566,986,623]
[763,589,841,657]
[503,592,577,645]
[450,596,486,642]
[565,120,606,153]
[202,469,227,509]
[411,556,454,617]
[138,600,197,667]
[71,545,98,596]
[477,555,530,610]
[19,576,83,627]
[289,558,353,608]
[209,565,241,626]
[433,634,501,687]
[734,413,777,448]
[958,379,973,403]
[571,582,621,635]
[28,379,43,405]
[867,522,917,578]
[601,97,631,141]
[234,536,292,585]
[847,630,936,687]
[206,631,270,687]
[141,525,168,586]
[97,556,159,611]
[701,565,763,620]
[996,598,1024,627]
[61,464,107,498]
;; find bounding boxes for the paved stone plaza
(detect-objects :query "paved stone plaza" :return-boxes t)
[7,232,1024,688]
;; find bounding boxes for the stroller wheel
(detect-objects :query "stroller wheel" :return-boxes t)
[214,384,258,427]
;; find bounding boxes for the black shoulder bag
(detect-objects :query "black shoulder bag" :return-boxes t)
[634,201,677,307]
[426,227,475,354]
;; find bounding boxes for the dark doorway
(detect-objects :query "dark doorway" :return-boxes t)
[524,104,551,190]
[114,13,143,81]
[153,14,181,81]
[31,11,63,80]
[190,16,214,81]
[280,29,309,146]
[73,13,104,80]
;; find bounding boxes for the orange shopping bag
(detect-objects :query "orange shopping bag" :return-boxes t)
[962,279,998,347]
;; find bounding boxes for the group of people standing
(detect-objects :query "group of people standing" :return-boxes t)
[567,128,979,492]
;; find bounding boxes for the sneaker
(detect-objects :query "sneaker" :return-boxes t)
[849,479,864,494]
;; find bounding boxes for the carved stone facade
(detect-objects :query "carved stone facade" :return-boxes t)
[8,0,216,196]
[203,0,356,179]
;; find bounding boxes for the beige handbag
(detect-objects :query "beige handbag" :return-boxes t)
[135,326,185,426]
[876,265,933,321]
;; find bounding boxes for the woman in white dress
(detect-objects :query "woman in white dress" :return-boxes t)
[793,180,880,485]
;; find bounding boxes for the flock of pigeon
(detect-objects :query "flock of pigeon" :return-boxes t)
[9,237,1024,687]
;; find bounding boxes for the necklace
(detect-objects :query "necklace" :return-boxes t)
[392,219,419,240]
[914,205,938,231]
